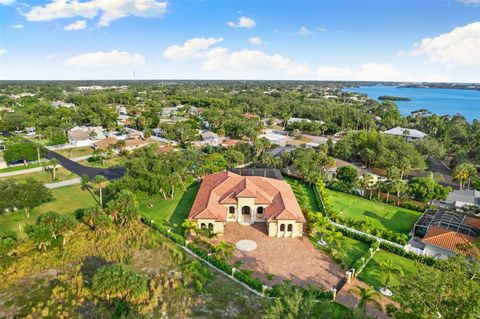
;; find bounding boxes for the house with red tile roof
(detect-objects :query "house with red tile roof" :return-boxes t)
[413,209,480,259]
[188,171,306,237]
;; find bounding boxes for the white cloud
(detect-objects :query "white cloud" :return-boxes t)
[0,0,14,5]
[202,48,311,77]
[45,54,58,61]
[401,22,480,67]
[64,19,87,30]
[317,66,354,79]
[163,37,223,59]
[227,16,256,28]
[248,36,262,45]
[65,50,145,66]
[317,63,450,82]
[12,24,24,29]
[458,0,480,4]
[296,26,312,36]
[0,49,6,56]
[24,0,169,27]
[315,27,328,33]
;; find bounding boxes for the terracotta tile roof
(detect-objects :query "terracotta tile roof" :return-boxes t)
[221,139,241,148]
[422,226,479,256]
[243,113,259,119]
[124,138,149,148]
[93,137,117,149]
[463,216,480,228]
[188,171,305,223]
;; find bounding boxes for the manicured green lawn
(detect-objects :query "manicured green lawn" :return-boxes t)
[336,236,370,266]
[357,250,419,299]
[284,176,320,213]
[56,146,94,158]
[328,190,422,234]
[0,167,78,184]
[139,182,200,234]
[0,162,44,173]
[0,184,97,238]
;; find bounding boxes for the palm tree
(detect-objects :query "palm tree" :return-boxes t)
[215,241,235,260]
[48,158,60,180]
[392,179,407,205]
[181,219,197,236]
[453,163,477,190]
[379,259,404,293]
[352,285,382,314]
[93,175,107,206]
[324,229,343,248]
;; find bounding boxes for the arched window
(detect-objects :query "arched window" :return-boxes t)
[287,224,293,232]
[229,206,235,215]
[242,206,251,215]
[257,207,264,215]
[280,224,285,232]
[200,223,206,229]
[208,223,214,230]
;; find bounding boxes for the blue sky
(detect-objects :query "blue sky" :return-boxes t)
[0,0,479,81]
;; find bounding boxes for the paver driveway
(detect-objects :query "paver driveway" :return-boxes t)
[213,222,344,289]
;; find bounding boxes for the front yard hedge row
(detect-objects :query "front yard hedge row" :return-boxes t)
[233,270,263,292]
[267,284,334,301]
[141,216,186,246]
[335,216,409,245]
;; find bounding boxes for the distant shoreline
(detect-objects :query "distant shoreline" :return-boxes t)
[378,95,411,101]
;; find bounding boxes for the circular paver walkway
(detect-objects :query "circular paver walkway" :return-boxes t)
[235,239,257,252]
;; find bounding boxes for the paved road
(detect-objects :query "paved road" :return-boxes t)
[1,131,125,180]
[44,149,124,180]
[0,155,93,178]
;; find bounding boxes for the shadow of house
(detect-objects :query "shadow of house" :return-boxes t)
[167,182,201,234]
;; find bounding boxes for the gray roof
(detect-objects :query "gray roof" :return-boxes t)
[384,127,427,138]
[446,190,480,206]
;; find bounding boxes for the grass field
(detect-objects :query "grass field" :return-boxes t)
[336,236,371,266]
[284,176,320,213]
[0,184,97,238]
[56,146,94,158]
[328,190,422,234]
[357,250,419,299]
[0,162,44,173]
[0,167,78,184]
[139,182,200,234]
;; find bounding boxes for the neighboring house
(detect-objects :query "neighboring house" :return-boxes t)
[52,101,75,108]
[243,113,259,119]
[201,131,221,146]
[221,139,242,148]
[160,105,184,117]
[383,127,427,141]
[434,189,480,212]
[188,170,306,237]
[287,117,311,126]
[326,159,384,183]
[412,210,480,259]
[93,137,150,152]
[25,127,36,136]
[67,126,105,147]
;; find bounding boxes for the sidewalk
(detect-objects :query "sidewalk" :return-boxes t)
[45,177,82,189]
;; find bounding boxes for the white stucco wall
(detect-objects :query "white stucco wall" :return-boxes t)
[424,244,456,259]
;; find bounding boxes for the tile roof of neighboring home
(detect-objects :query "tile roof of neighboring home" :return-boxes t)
[221,139,241,148]
[243,113,259,119]
[124,138,149,148]
[189,171,306,223]
[93,137,118,149]
[67,130,90,141]
[422,226,479,257]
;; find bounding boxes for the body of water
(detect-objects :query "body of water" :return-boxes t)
[344,85,480,121]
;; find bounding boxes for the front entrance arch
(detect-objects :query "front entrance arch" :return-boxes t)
[242,206,251,214]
